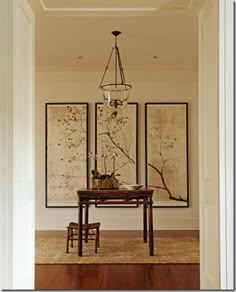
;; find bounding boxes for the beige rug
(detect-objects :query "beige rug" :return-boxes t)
[35,237,199,264]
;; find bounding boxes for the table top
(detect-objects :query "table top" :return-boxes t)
[78,187,153,193]
[77,188,154,200]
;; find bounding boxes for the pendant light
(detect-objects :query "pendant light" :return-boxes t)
[99,31,132,111]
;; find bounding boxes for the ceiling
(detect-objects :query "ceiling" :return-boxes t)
[28,0,204,71]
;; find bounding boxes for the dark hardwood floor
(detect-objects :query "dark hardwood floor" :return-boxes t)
[35,264,200,290]
[35,230,200,290]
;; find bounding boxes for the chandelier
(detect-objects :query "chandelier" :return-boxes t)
[99,31,132,111]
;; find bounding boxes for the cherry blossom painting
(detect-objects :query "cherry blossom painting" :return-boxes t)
[145,103,189,207]
[46,103,88,207]
[95,103,138,186]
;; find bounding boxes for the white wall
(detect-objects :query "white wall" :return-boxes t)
[35,69,199,230]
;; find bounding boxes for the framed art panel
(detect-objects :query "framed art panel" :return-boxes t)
[95,103,138,208]
[145,103,189,207]
[46,103,88,207]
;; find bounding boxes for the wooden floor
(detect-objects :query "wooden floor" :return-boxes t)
[35,264,200,290]
[35,230,200,290]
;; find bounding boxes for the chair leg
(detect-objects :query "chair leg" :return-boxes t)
[69,228,74,248]
[66,228,70,253]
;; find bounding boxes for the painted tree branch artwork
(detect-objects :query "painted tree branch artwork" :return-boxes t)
[46,103,88,207]
[95,103,138,186]
[145,103,189,207]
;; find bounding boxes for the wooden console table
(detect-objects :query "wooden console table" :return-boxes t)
[77,188,154,256]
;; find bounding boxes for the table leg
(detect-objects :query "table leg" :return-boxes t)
[143,198,147,243]
[85,202,89,242]
[148,198,154,256]
[78,201,83,256]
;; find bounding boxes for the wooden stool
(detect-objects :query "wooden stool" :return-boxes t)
[66,222,100,254]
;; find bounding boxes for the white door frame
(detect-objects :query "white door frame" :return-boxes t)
[0,0,35,289]
[219,0,235,289]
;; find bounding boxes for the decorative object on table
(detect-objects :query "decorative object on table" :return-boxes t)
[66,222,100,254]
[145,103,189,207]
[122,184,144,190]
[94,103,139,207]
[45,103,88,207]
[90,169,119,190]
[99,31,132,113]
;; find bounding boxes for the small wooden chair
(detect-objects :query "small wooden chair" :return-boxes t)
[66,222,100,254]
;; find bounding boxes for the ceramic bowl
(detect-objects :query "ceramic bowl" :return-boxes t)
[124,184,144,190]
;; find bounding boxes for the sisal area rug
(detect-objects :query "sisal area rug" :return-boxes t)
[35,237,199,264]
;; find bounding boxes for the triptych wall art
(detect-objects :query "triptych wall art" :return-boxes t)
[145,103,189,207]
[46,103,88,207]
[45,102,189,208]
[95,103,138,208]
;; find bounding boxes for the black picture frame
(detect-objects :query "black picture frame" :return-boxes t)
[95,102,139,208]
[45,103,89,208]
[145,102,189,208]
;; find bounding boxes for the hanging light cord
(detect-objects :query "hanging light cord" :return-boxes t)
[99,47,114,88]
[99,32,128,89]
[116,41,127,87]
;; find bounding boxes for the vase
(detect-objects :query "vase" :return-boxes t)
[91,177,119,189]
[91,178,104,190]
[102,177,119,189]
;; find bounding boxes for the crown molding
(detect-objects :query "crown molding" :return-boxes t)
[28,0,204,16]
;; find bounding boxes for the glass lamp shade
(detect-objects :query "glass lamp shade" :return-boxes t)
[101,83,132,110]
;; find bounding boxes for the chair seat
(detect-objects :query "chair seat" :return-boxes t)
[66,221,100,254]
[67,222,100,230]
